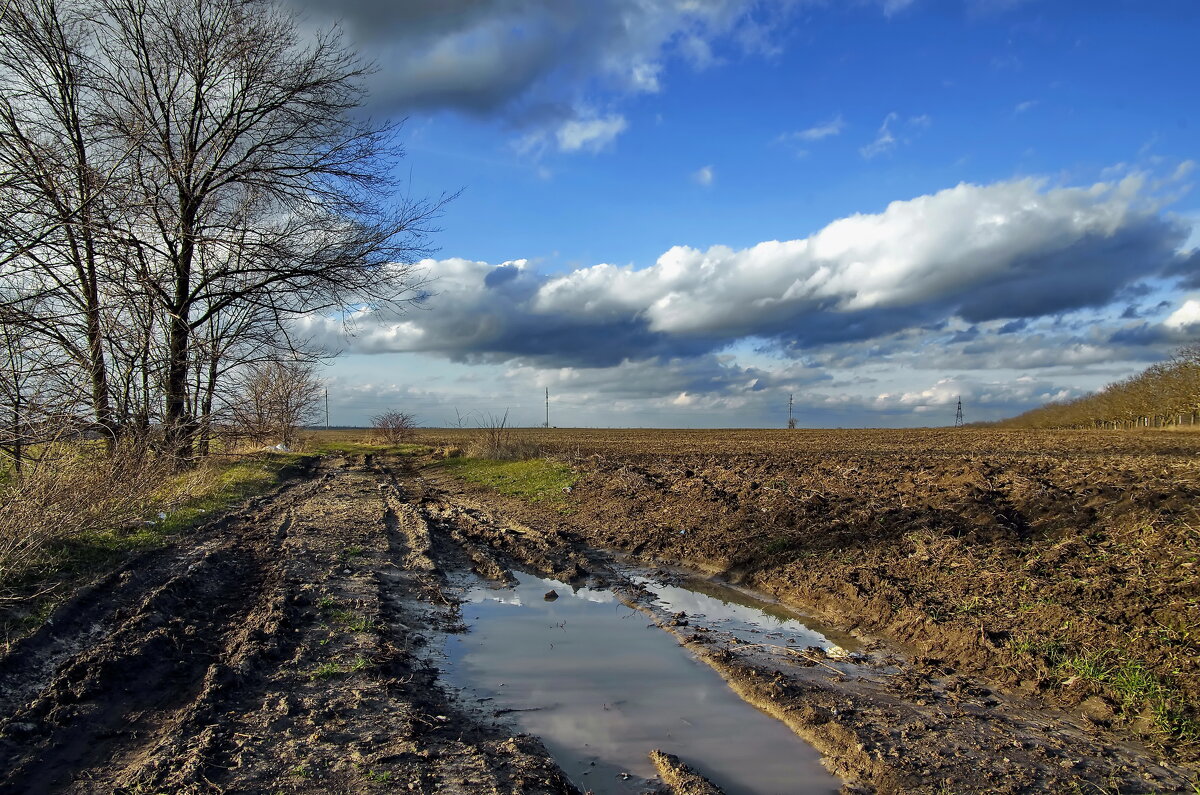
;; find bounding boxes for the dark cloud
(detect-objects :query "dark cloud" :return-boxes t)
[297,176,1195,372]
[281,0,787,130]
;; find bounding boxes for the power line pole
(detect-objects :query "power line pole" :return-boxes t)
[955,396,964,428]
[325,388,330,431]
[545,387,549,428]
[787,393,796,429]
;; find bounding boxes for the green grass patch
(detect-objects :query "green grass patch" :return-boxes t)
[436,456,577,503]
[309,655,372,680]
[1008,637,1199,745]
[51,453,303,571]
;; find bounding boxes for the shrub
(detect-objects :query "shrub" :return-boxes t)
[468,411,541,460]
[370,410,417,445]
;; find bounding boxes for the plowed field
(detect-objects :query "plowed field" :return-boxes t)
[1,429,1197,794]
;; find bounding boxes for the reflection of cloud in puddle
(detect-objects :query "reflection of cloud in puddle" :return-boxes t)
[633,577,844,650]
[567,586,616,605]
[445,569,840,794]
[464,589,524,607]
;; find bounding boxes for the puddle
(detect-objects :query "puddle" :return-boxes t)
[444,571,840,795]
[630,572,862,653]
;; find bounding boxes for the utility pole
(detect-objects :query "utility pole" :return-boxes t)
[545,387,549,428]
[954,396,964,428]
[325,388,330,431]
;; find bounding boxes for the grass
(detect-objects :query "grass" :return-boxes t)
[307,430,430,458]
[362,768,392,783]
[436,456,577,504]
[309,655,372,680]
[1,450,308,645]
[1008,637,1200,745]
[52,453,303,571]
[319,601,375,634]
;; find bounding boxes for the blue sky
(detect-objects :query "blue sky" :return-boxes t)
[285,0,1199,428]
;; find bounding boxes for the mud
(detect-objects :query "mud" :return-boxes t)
[0,456,573,794]
[2,437,1197,794]
[417,429,1200,794]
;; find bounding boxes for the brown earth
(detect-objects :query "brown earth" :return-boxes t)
[2,429,1198,794]
[0,455,574,794]
[417,428,1200,786]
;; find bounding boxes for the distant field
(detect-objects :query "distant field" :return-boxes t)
[409,425,1200,458]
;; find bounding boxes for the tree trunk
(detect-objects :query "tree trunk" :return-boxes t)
[197,350,219,458]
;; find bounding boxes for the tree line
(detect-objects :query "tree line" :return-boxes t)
[0,0,440,470]
[996,345,1200,430]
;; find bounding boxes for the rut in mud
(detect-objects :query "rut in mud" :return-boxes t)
[0,456,572,794]
[0,451,1194,794]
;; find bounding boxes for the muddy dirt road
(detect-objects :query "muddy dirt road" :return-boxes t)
[0,450,1194,793]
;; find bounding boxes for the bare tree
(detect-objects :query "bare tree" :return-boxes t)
[371,410,417,444]
[1,0,445,468]
[0,0,126,450]
[97,0,444,463]
[226,360,322,449]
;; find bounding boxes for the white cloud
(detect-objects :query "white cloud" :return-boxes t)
[1164,299,1200,330]
[874,375,1083,413]
[692,165,715,186]
[860,113,930,158]
[296,173,1194,371]
[1014,100,1038,114]
[788,114,845,142]
[881,0,918,16]
[860,112,898,158]
[536,175,1176,337]
[555,114,628,152]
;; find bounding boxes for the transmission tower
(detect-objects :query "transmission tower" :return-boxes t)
[544,387,549,428]
[954,396,964,428]
[787,393,796,429]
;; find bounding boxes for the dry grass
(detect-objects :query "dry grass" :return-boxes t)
[465,412,543,460]
[0,442,305,626]
[0,445,173,603]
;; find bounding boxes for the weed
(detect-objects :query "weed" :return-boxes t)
[1010,638,1199,746]
[437,457,576,503]
[310,656,372,680]
[344,615,374,633]
[1,448,305,641]
[1061,649,1115,682]
[290,764,312,778]
[362,768,392,783]
[955,595,986,616]
[310,662,342,680]
[762,536,793,556]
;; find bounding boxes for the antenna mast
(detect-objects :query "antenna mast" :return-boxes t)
[955,396,964,428]
[545,387,549,428]
[787,393,796,429]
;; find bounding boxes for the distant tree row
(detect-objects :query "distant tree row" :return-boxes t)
[0,0,440,468]
[997,345,1200,430]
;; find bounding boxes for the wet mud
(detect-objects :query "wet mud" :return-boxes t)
[1,441,1196,794]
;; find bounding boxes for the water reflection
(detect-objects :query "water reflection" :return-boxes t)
[445,572,840,795]
[632,574,862,652]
